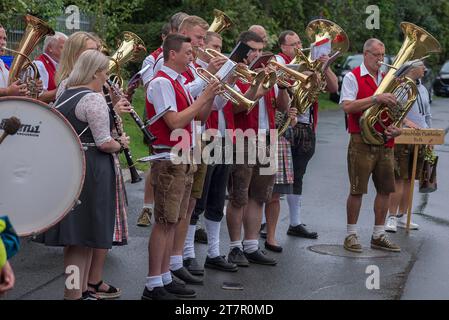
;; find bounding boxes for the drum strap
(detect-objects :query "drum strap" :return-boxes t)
[55,89,93,140]
[55,90,92,109]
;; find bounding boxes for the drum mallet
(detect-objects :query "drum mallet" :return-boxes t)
[0,116,21,144]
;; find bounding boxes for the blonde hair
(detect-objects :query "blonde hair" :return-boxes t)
[66,49,109,88]
[56,31,99,85]
[178,16,209,33]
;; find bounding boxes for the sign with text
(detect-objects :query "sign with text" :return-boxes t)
[395,128,445,145]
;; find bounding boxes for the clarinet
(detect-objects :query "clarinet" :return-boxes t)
[106,79,156,143]
[102,85,142,184]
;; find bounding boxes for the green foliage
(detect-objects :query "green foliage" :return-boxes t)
[3,0,449,69]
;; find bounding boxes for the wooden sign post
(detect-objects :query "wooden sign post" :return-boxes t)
[394,128,445,232]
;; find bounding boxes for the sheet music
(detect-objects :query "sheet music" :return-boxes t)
[217,59,236,82]
[311,39,331,60]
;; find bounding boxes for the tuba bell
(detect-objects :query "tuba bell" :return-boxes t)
[291,19,349,115]
[108,32,146,88]
[7,15,54,98]
[360,22,441,145]
[208,9,233,34]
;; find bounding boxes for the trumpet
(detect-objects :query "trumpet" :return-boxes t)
[195,47,275,89]
[195,67,257,113]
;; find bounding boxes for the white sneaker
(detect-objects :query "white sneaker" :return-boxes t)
[397,215,419,230]
[385,216,397,233]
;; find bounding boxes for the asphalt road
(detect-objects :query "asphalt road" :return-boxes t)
[5,97,449,300]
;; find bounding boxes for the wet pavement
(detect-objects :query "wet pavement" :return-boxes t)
[5,97,449,300]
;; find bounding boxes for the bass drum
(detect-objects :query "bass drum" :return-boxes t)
[0,97,85,236]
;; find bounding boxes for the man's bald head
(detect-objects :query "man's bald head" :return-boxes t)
[249,25,268,47]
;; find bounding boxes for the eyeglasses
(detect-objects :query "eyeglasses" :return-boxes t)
[367,51,385,58]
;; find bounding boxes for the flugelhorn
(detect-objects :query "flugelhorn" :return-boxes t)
[196,47,275,89]
[208,9,233,34]
[195,67,257,113]
[360,22,441,145]
[267,60,314,88]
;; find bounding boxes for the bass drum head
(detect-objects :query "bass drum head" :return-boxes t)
[0,97,85,236]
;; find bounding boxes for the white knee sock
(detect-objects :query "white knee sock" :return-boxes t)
[261,203,266,224]
[205,218,221,258]
[347,224,357,236]
[169,255,183,271]
[372,225,385,239]
[242,239,259,254]
[183,225,197,259]
[161,271,172,286]
[230,240,243,251]
[145,275,163,291]
[143,203,154,210]
[287,194,302,227]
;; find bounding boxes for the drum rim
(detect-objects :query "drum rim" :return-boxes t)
[0,96,86,236]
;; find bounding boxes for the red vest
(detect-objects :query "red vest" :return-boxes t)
[36,54,56,90]
[276,52,293,64]
[181,62,200,84]
[349,66,393,147]
[233,80,276,131]
[206,102,235,131]
[151,47,163,60]
[146,70,193,149]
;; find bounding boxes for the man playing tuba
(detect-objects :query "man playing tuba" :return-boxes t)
[0,24,28,97]
[340,38,402,253]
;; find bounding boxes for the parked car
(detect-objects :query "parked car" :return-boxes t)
[330,54,394,103]
[433,60,449,97]
[421,65,434,103]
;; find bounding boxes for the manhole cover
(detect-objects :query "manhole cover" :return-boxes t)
[308,244,395,258]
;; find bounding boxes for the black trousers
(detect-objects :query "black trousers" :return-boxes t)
[290,123,316,195]
[190,163,231,224]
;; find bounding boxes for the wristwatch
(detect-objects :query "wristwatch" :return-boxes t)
[371,95,378,104]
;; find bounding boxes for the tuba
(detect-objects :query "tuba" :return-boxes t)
[7,15,54,98]
[291,19,349,114]
[108,31,146,88]
[208,9,233,34]
[360,22,441,145]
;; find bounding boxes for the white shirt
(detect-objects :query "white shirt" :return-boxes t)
[215,89,233,136]
[258,85,279,130]
[339,62,383,104]
[33,53,58,91]
[275,54,287,64]
[406,81,432,129]
[147,65,195,148]
[141,48,163,87]
[150,55,206,98]
[0,59,9,89]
